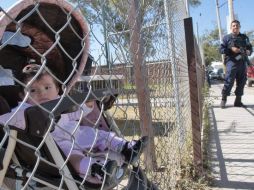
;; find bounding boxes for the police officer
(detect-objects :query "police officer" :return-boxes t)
[220,20,252,108]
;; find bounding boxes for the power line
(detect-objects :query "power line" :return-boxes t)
[219,1,227,8]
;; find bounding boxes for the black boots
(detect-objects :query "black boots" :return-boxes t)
[234,96,246,107]
[121,136,148,165]
[220,95,227,108]
[221,95,246,108]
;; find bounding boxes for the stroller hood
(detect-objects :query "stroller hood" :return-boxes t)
[0,0,90,90]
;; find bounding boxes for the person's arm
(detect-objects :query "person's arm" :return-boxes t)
[220,35,231,55]
[245,35,253,56]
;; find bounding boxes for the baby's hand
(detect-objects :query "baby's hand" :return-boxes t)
[86,101,94,108]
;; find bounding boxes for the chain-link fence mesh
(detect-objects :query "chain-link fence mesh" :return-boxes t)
[86,1,193,188]
[0,0,205,189]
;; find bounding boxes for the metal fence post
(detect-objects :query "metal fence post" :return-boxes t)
[184,17,203,175]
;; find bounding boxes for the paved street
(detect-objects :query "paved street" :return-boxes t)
[208,81,254,190]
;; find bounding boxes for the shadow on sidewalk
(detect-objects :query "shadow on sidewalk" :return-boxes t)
[208,106,254,189]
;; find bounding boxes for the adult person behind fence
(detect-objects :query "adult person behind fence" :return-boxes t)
[0,63,148,183]
[220,20,252,108]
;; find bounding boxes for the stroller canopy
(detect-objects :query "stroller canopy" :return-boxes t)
[0,0,90,90]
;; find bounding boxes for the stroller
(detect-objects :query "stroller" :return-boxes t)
[0,0,158,189]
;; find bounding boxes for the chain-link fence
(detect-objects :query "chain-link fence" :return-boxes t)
[0,0,205,189]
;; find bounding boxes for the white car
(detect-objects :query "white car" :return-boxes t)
[209,68,224,80]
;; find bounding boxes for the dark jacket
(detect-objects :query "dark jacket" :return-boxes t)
[220,33,253,63]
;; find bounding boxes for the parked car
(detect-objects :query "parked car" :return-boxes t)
[208,70,218,80]
[209,67,224,80]
[247,65,254,87]
[208,61,224,80]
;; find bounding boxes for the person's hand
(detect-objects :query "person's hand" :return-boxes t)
[231,47,240,53]
[86,101,94,108]
[246,50,251,56]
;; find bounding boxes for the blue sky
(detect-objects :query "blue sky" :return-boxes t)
[1,0,254,62]
[0,0,17,10]
[190,0,254,36]
[2,0,253,36]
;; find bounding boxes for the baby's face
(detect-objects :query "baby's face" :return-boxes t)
[26,74,59,105]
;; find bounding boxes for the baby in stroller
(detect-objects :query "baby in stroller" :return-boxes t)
[0,63,148,185]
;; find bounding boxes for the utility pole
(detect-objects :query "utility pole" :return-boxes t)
[215,0,223,43]
[228,0,235,23]
[215,0,224,65]
[185,0,190,17]
[196,22,199,45]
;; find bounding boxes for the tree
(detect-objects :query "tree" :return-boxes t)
[74,0,166,58]
[189,0,201,7]
[73,0,201,62]
[201,28,222,66]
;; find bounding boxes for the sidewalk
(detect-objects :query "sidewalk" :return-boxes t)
[208,81,254,190]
